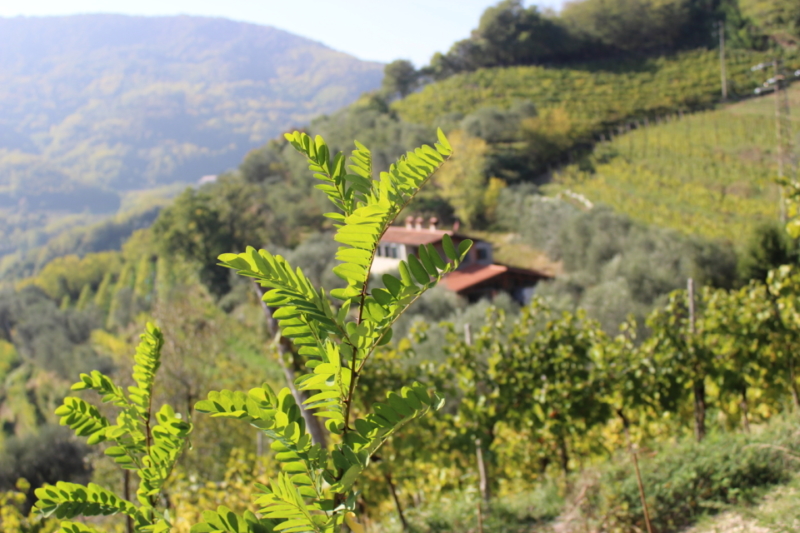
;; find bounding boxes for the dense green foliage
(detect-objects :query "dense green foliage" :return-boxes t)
[426,1,583,77]
[425,0,722,78]
[595,418,799,532]
[739,220,797,280]
[495,197,738,331]
[188,130,475,533]
[419,0,797,82]
[33,324,193,533]
[740,0,800,47]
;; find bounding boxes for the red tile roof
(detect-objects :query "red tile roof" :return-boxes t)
[381,226,453,246]
[442,264,509,292]
[442,264,550,292]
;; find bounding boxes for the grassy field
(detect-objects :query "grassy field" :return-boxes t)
[549,83,800,243]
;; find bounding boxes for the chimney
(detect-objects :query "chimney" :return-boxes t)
[405,216,414,229]
[429,217,438,231]
[414,216,424,230]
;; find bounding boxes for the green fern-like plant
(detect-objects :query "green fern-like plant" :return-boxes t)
[33,323,193,533]
[193,129,470,532]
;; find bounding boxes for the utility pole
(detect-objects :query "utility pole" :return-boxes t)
[775,60,784,187]
[782,69,796,183]
[687,278,705,442]
[773,60,795,222]
[719,21,728,101]
[753,59,794,222]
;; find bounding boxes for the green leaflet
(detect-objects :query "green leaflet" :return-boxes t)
[296,342,348,424]
[254,474,330,533]
[195,130,459,532]
[58,522,104,533]
[54,397,109,445]
[217,247,342,350]
[71,369,128,407]
[328,382,445,494]
[36,323,192,533]
[191,506,277,533]
[34,481,140,519]
[137,405,192,507]
[130,323,164,420]
[196,386,325,500]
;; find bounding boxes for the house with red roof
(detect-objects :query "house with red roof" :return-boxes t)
[375,216,550,304]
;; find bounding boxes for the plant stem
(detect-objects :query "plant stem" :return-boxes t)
[693,379,707,442]
[741,386,751,433]
[385,472,408,531]
[687,278,706,442]
[557,431,570,476]
[253,283,327,447]
[618,409,654,533]
[124,470,133,533]
[475,438,491,503]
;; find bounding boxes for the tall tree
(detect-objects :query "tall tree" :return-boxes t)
[433,130,490,227]
[561,0,702,54]
[740,0,800,47]
[382,60,420,99]
[426,0,579,77]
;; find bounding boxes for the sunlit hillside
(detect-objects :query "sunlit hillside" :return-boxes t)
[552,83,800,243]
[0,14,383,266]
[395,49,799,133]
[0,15,383,194]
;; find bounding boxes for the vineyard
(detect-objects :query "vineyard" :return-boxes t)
[6,1,800,532]
[553,83,800,242]
[395,49,800,134]
[3,126,800,533]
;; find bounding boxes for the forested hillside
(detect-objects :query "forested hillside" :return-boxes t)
[0,15,383,192]
[0,15,382,268]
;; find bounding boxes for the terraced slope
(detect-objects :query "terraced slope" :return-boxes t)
[551,84,800,243]
[396,49,798,134]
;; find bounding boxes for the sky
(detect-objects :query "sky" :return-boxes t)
[0,0,565,66]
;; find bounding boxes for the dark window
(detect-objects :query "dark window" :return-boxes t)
[477,248,489,260]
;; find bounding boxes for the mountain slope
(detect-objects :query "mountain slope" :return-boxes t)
[0,15,383,197]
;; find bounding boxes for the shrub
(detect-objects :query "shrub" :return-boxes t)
[597,419,799,532]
